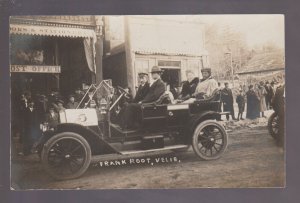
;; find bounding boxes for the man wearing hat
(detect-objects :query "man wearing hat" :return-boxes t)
[22,99,40,155]
[193,68,218,99]
[55,99,65,112]
[120,66,166,129]
[45,106,59,129]
[140,66,165,104]
[222,82,237,121]
[133,72,150,103]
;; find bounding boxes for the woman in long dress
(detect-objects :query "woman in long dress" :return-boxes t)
[257,82,267,117]
[246,85,260,119]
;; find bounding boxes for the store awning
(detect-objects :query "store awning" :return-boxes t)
[10,23,96,38]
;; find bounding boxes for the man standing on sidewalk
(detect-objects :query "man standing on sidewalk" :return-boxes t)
[222,82,237,121]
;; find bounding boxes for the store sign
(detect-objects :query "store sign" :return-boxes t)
[10,65,61,73]
[10,24,95,38]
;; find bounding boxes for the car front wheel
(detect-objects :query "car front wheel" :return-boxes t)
[192,120,228,160]
[41,132,92,180]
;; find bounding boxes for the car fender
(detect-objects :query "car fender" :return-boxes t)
[37,123,119,155]
[185,111,220,138]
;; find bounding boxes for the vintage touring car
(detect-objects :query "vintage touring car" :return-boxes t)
[37,80,228,180]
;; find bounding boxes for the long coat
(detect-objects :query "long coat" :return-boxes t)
[246,90,260,119]
[23,107,41,154]
[141,79,166,103]
[257,87,267,112]
[222,88,234,113]
[133,83,150,103]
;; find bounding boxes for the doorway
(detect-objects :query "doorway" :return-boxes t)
[161,68,180,98]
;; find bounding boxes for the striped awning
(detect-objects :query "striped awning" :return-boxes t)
[10,23,96,38]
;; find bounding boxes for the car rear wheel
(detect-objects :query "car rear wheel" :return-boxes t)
[192,120,228,160]
[268,112,280,140]
[41,132,91,180]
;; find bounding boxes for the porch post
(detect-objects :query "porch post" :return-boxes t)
[94,16,104,84]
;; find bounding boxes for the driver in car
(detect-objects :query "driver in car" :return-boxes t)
[120,66,166,129]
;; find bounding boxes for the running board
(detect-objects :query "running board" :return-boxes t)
[120,144,188,155]
[91,145,189,163]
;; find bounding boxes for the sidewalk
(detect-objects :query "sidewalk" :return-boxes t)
[220,104,273,131]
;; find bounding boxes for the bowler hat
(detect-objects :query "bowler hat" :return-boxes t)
[150,66,163,73]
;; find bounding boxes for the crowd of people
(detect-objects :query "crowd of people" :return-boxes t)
[13,65,283,155]
[169,68,279,122]
[14,86,88,156]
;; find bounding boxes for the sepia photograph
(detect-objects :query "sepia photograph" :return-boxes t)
[10,15,285,189]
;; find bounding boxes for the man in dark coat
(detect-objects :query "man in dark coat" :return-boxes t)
[133,73,150,103]
[236,89,246,120]
[269,81,276,108]
[272,84,285,147]
[23,100,40,155]
[222,82,237,121]
[35,94,48,123]
[139,66,166,104]
[120,66,166,129]
[264,81,273,109]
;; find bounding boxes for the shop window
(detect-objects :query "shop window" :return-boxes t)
[10,35,55,66]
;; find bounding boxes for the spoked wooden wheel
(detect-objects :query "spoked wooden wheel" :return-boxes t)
[192,120,228,160]
[41,132,91,180]
[268,112,280,140]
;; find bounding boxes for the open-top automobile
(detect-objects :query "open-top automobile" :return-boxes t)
[37,80,228,180]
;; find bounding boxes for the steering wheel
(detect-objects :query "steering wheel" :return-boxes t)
[117,86,131,99]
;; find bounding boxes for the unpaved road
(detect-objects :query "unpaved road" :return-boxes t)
[11,126,285,189]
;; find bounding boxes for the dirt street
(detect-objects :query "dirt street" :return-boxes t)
[11,125,285,189]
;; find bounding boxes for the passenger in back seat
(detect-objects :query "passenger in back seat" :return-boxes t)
[183,68,218,103]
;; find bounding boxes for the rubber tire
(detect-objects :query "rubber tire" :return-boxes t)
[192,120,228,160]
[41,132,92,180]
[268,112,279,140]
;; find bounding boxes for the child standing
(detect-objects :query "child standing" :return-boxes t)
[236,90,246,121]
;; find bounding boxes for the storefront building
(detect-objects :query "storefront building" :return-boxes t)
[10,16,104,99]
[103,16,209,94]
